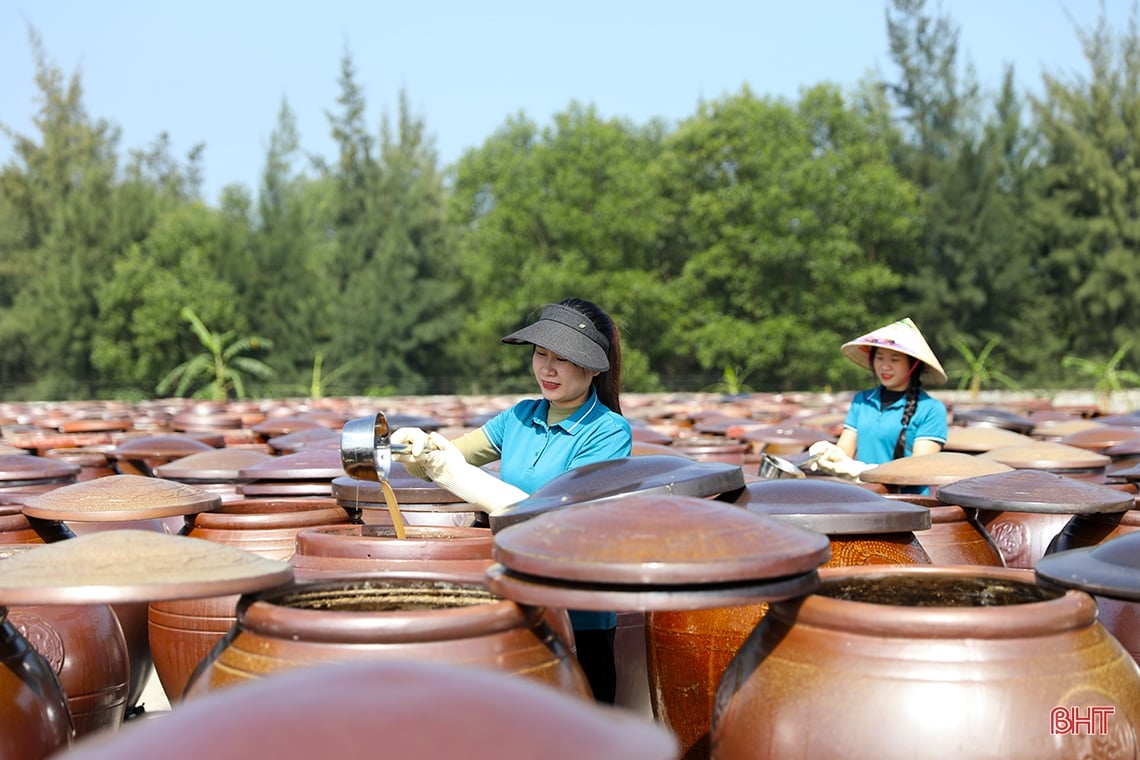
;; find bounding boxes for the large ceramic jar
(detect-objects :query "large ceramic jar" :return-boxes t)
[650,480,933,760]
[885,495,1005,566]
[712,565,1140,759]
[184,577,591,700]
[148,497,351,702]
[0,610,74,759]
[290,524,495,582]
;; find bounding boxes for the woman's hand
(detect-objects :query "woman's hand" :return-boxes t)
[419,433,528,515]
[807,440,874,480]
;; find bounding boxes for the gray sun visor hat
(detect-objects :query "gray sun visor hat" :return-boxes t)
[501,303,610,372]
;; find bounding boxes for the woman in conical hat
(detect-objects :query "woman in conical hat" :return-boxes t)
[810,318,948,491]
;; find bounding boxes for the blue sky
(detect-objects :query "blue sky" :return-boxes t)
[2,1,1134,205]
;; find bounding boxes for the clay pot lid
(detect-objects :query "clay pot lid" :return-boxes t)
[385,412,446,432]
[976,440,1110,470]
[267,427,339,453]
[0,453,80,484]
[952,407,1035,434]
[943,426,1034,453]
[1036,532,1140,601]
[172,410,245,430]
[331,473,468,509]
[238,447,344,480]
[20,474,221,521]
[106,434,216,459]
[155,448,275,481]
[736,424,826,448]
[630,425,674,446]
[250,416,325,439]
[859,452,1013,487]
[730,479,932,534]
[0,529,292,605]
[0,442,28,455]
[1059,425,1140,452]
[57,659,678,760]
[489,455,746,531]
[1031,418,1107,439]
[486,493,829,611]
[936,469,1134,514]
[1105,438,1140,457]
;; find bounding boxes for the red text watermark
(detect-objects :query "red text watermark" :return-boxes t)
[1050,706,1115,735]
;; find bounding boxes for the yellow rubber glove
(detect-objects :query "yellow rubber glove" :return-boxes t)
[419,433,528,515]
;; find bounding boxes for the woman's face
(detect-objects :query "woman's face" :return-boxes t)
[532,346,599,408]
[872,348,915,392]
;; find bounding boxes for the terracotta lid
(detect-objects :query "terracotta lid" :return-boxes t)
[57,659,678,760]
[976,441,1110,470]
[332,474,469,510]
[936,469,1134,514]
[952,407,1035,434]
[0,442,28,455]
[737,424,828,449]
[0,453,80,485]
[107,434,216,459]
[155,448,275,481]
[730,479,931,534]
[860,452,1013,487]
[1030,418,1106,439]
[1106,462,1140,482]
[385,413,446,432]
[1059,425,1140,452]
[238,447,344,480]
[267,427,339,453]
[633,441,688,457]
[1036,532,1140,601]
[630,425,674,446]
[486,494,829,611]
[943,426,1034,453]
[1105,438,1140,457]
[21,474,221,521]
[172,411,245,431]
[250,416,324,439]
[489,455,746,531]
[0,529,292,605]
[1095,412,1140,429]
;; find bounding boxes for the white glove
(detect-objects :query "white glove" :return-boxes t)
[419,432,529,515]
[807,440,874,480]
[391,427,433,480]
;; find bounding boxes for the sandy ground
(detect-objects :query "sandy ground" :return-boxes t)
[134,667,171,715]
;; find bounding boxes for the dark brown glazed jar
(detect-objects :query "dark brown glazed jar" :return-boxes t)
[148,497,351,702]
[1045,510,1140,665]
[0,609,74,759]
[712,565,1140,759]
[183,577,591,701]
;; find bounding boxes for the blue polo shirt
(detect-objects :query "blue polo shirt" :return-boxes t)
[482,387,631,631]
[481,388,632,493]
[844,387,948,464]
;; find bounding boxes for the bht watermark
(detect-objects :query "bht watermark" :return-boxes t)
[1050,706,1115,735]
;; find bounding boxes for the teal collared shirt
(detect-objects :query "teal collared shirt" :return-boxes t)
[481,387,631,630]
[481,387,632,494]
[843,386,948,464]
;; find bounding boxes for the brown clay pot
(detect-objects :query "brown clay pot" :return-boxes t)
[57,659,678,760]
[648,480,932,760]
[1045,510,1140,665]
[290,524,494,582]
[712,565,1140,759]
[6,601,129,737]
[886,495,1005,566]
[0,610,74,759]
[148,498,351,702]
[183,577,592,701]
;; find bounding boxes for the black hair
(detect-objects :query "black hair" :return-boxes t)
[869,346,922,459]
[557,297,623,415]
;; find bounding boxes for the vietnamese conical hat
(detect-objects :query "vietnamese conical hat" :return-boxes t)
[841,317,948,385]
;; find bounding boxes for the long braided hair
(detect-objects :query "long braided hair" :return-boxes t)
[870,347,923,459]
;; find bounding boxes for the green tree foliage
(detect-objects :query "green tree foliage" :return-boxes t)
[319,54,460,395]
[1062,341,1140,411]
[1029,7,1140,369]
[91,203,248,393]
[658,85,920,389]
[449,103,675,392]
[156,307,274,400]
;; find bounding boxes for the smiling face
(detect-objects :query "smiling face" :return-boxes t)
[532,346,600,409]
[872,348,917,392]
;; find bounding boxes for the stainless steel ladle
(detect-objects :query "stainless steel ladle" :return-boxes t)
[340,411,409,482]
